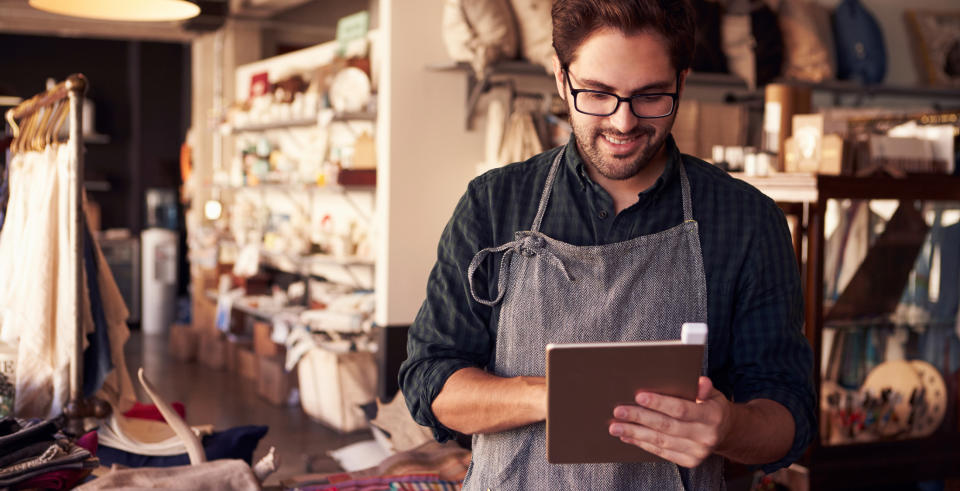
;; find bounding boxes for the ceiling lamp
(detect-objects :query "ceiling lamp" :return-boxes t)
[29,0,200,22]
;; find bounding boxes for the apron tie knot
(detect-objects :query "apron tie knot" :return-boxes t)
[468,233,576,307]
[517,234,574,283]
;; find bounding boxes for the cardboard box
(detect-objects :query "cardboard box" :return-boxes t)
[818,135,849,175]
[698,102,748,160]
[167,324,197,362]
[198,331,227,370]
[237,348,259,381]
[253,321,284,358]
[671,100,747,161]
[257,355,297,406]
[298,348,376,432]
[225,335,253,373]
[192,291,218,333]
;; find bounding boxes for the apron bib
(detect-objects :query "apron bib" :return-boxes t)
[463,149,724,490]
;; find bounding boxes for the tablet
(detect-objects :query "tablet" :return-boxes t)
[545,339,704,464]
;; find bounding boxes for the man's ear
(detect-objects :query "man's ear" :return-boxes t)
[677,68,690,100]
[552,54,566,102]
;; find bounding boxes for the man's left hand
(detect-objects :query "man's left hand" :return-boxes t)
[608,376,732,468]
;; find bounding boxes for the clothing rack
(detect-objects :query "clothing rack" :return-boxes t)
[4,74,108,432]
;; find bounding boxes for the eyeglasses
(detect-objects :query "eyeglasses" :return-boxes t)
[563,68,680,119]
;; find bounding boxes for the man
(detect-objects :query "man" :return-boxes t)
[400,0,815,489]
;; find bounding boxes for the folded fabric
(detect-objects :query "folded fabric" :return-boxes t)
[12,467,93,491]
[123,401,187,422]
[0,461,87,488]
[0,418,58,455]
[96,425,268,468]
[0,444,94,487]
[293,473,459,491]
[74,458,259,491]
[0,440,56,468]
[284,442,470,490]
[76,430,98,455]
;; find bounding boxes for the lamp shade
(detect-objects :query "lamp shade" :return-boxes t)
[29,0,200,22]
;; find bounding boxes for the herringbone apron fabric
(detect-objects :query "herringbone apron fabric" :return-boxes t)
[463,149,723,490]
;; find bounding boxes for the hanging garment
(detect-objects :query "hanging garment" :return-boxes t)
[0,162,9,232]
[496,107,543,167]
[0,146,76,418]
[83,226,113,398]
[0,145,135,419]
[462,150,722,490]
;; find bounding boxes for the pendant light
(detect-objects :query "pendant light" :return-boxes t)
[29,0,200,22]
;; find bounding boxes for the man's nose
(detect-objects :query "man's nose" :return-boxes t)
[608,99,638,133]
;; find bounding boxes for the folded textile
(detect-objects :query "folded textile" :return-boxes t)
[284,441,470,490]
[293,473,460,491]
[0,461,87,488]
[96,425,268,468]
[0,443,90,480]
[0,418,58,455]
[76,430,98,455]
[74,458,259,491]
[0,440,55,468]
[12,467,93,491]
[122,401,187,422]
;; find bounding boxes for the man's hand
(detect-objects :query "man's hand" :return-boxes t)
[608,376,733,468]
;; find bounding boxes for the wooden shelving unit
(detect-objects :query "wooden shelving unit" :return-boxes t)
[748,173,960,489]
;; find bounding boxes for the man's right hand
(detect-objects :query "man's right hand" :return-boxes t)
[431,367,546,435]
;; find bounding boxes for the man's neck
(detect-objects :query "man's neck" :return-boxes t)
[583,143,669,214]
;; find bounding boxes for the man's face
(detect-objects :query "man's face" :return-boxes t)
[553,28,684,181]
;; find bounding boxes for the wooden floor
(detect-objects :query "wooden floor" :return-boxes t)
[124,330,370,487]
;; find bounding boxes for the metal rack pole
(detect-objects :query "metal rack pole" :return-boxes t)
[66,74,86,407]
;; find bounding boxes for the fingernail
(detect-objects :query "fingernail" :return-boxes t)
[610,425,622,436]
[636,393,648,405]
[614,407,627,419]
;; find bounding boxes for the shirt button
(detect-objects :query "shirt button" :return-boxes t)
[598,210,609,219]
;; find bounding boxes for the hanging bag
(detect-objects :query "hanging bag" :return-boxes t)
[832,0,887,84]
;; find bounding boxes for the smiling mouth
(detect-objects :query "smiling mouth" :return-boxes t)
[602,134,638,145]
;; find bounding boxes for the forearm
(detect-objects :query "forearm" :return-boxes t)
[431,367,546,435]
[716,398,795,465]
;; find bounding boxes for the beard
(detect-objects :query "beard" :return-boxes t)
[571,119,669,181]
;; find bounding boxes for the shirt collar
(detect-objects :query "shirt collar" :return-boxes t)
[562,133,680,198]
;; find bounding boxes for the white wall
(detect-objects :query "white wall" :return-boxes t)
[375,0,485,326]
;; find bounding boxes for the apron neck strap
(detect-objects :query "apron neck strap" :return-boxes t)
[678,158,693,222]
[531,146,695,231]
[530,148,564,233]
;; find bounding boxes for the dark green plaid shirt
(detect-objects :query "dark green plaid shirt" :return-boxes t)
[399,134,815,473]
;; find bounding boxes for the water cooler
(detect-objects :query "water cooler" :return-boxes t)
[141,189,179,336]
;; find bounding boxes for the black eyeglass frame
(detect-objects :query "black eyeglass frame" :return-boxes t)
[562,67,681,119]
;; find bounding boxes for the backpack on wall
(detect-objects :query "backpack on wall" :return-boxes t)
[832,0,887,84]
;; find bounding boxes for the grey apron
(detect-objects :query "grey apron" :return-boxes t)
[463,149,724,490]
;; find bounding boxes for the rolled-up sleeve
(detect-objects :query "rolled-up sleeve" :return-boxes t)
[399,178,497,442]
[730,199,816,474]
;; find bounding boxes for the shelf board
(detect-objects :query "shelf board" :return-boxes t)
[733,172,960,204]
[730,172,818,203]
[212,182,373,193]
[429,61,960,99]
[261,251,374,274]
[228,111,377,133]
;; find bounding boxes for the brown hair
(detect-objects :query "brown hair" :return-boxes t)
[551,0,696,73]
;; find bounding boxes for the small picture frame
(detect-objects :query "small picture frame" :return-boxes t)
[904,10,960,86]
[249,72,270,98]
